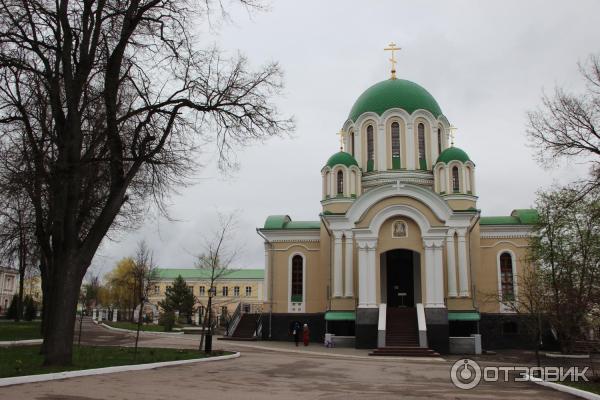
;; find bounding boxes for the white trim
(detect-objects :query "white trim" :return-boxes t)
[288,252,306,313]
[480,227,533,239]
[258,229,320,243]
[497,249,518,312]
[480,240,530,248]
[0,352,240,387]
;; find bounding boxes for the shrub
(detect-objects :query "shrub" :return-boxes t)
[6,294,19,319]
[23,296,37,321]
[159,311,175,332]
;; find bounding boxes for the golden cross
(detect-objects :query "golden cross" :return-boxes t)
[449,126,457,147]
[337,129,345,151]
[384,42,401,79]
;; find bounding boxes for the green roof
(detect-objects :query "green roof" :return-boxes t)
[326,151,358,168]
[262,215,320,230]
[480,209,539,226]
[448,311,480,322]
[436,146,472,164]
[154,268,263,280]
[325,311,356,321]
[348,79,443,121]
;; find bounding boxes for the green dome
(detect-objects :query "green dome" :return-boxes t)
[326,151,358,168]
[349,79,443,121]
[436,147,472,164]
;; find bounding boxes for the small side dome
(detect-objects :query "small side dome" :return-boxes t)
[436,147,472,165]
[326,151,358,168]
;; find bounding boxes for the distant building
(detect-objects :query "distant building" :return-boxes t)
[0,267,18,314]
[149,268,264,319]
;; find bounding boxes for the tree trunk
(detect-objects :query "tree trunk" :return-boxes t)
[42,260,85,366]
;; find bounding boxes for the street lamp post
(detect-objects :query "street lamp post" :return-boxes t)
[205,286,217,353]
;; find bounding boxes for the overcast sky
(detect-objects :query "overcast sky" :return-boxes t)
[89,0,600,278]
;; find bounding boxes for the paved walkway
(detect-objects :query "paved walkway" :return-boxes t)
[0,319,579,399]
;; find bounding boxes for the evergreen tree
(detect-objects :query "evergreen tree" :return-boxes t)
[6,294,19,319]
[23,295,37,321]
[158,275,195,323]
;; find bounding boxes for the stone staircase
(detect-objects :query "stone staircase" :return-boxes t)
[370,307,440,357]
[228,313,259,340]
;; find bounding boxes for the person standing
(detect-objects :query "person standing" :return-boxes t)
[303,323,310,346]
[292,320,301,346]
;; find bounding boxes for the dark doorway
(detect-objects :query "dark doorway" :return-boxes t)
[386,249,415,307]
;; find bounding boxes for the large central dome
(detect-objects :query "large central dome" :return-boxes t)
[348,79,443,121]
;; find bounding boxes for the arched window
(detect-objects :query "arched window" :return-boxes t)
[337,170,344,195]
[366,125,374,171]
[452,166,460,192]
[291,255,303,302]
[437,128,442,154]
[391,122,400,169]
[418,123,426,169]
[350,132,355,157]
[500,252,514,301]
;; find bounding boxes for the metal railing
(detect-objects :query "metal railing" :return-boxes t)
[226,303,242,336]
[254,313,263,339]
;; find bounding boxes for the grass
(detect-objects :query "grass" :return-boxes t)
[560,380,600,395]
[103,321,169,332]
[0,345,229,378]
[0,321,42,341]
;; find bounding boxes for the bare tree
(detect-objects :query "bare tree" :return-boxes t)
[0,0,293,365]
[0,192,38,321]
[196,212,239,353]
[132,240,157,359]
[527,54,600,189]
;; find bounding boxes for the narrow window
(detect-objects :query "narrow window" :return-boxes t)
[234,286,240,296]
[500,253,514,301]
[199,286,205,296]
[437,128,442,154]
[291,255,303,302]
[452,166,460,192]
[418,123,426,169]
[350,132,355,157]
[367,125,374,171]
[391,122,401,169]
[337,170,344,195]
[222,286,228,297]
[245,286,252,296]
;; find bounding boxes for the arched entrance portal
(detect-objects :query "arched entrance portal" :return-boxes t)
[380,249,421,307]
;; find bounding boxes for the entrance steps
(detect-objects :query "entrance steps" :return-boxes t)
[370,307,440,357]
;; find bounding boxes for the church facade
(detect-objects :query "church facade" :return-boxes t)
[257,75,537,353]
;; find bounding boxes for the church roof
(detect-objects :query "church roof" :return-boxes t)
[263,215,320,230]
[348,79,443,121]
[480,209,539,226]
[326,151,359,168]
[154,268,264,280]
[436,147,472,164]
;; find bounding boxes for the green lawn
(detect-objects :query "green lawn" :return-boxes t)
[103,321,170,332]
[0,321,42,341]
[0,345,229,378]
[560,380,600,395]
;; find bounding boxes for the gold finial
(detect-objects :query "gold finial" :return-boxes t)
[384,42,401,79]
[449,126,457,147]
[337,130,345,151]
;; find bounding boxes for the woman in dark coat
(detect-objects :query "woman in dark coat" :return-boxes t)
[292,321,301,346]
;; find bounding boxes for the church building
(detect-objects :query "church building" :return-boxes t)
[257,53,537,354]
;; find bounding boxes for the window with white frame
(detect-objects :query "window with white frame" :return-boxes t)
[199,286,205,296]
[222,286,228,297]
[245,286,252,296]
[234,286,240,296]
[500,252,515,301]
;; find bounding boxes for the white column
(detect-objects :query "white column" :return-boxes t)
[344,231,354,298]
[333,232,343,297]
[430,124,439,166]
[376,122,386,171]
[446,231,458,297]
[424,239,445,308]
[357,242,368,307]
[98,310,102,322]
[367,243,377,307]
[329,170,335,197]
[112,309,118,322]
[444,167,450,193]
[406,122,415,169]
[263,244,269,302]
[457,230,470,297]
[461,166,467,193]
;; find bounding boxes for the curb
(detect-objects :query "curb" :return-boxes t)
[0,351,240,387]
[0,339,43,347]
[527,374,600,400]
[219,341,445,362]
[98,322,184,336]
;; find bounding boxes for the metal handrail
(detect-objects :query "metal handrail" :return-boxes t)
[254,313,263,339]
[226,302,242,336]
